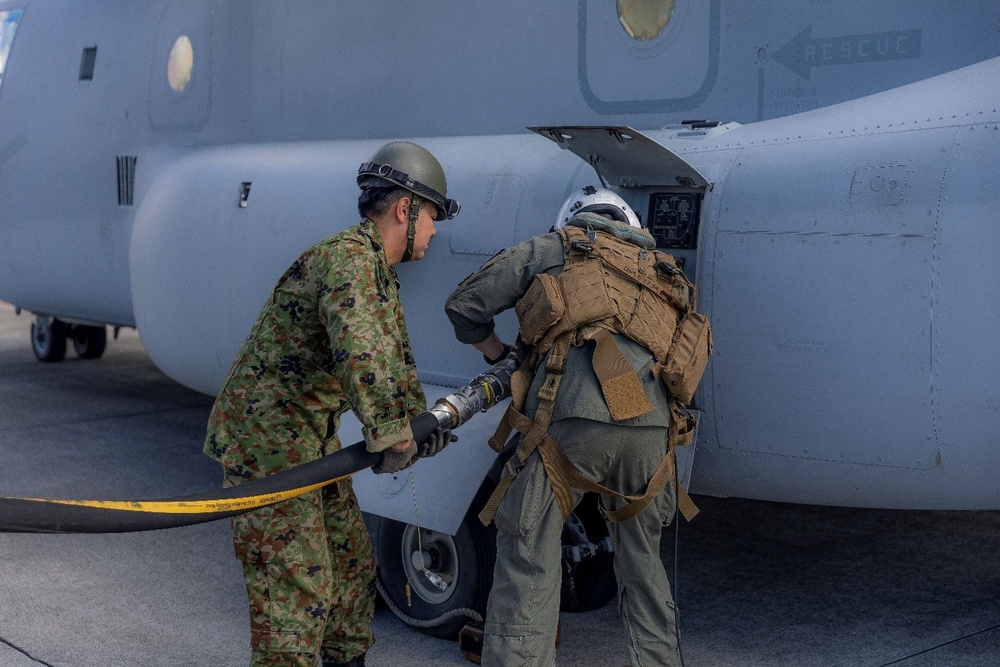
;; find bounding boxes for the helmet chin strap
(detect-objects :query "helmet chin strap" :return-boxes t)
[400,195,423,263]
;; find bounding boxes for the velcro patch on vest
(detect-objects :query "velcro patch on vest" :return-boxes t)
[591,329,654,421]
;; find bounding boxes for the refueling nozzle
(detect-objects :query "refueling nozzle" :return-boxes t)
[427,355,518,430]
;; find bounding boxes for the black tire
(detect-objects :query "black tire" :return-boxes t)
[560,494,618,613]
[375,507,495,639]
[71,325,107,359]
[373,483,615,637]
[31,318,67,362]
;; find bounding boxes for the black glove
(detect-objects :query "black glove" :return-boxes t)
[372,441,418,475]
[417,427,458,458]
[483,342,513,365]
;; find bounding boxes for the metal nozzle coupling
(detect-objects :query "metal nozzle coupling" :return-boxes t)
[428,356,518,429]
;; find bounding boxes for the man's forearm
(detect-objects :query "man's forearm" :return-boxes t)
[473,332,506,361]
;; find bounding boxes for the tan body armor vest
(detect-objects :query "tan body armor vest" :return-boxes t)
[519,224,711,409]
[480,222,711,525]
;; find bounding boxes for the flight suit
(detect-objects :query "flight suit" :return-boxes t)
[445,213,681,667]
[205,219,425,667]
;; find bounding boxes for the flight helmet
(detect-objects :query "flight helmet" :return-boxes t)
[555,186,641,229]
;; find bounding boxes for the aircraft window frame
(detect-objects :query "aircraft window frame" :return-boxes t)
[0,8,23,92]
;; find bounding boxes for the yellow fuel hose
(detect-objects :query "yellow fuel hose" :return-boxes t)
[0,357,517,534]
[0,438,380,534]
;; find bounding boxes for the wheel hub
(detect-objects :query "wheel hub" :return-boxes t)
[400,524,459,605]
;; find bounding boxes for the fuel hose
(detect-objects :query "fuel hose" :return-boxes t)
[0,357,517,534]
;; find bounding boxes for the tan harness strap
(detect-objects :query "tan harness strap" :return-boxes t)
[518,334,570,455]
[535,431,676,523]
[676,482,700,521]
[482,397,675,524]
[478,228,707,526]
[487,407,514,455]
[480,331,677,524]
[479,335,574,526]
[477,459,517,526]
[487,369,533,453]
[590,328,654,421]
[535,434,577,520]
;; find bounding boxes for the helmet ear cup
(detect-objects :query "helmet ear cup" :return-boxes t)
[555,187,641,229]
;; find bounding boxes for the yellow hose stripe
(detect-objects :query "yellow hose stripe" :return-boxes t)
[15,477,347,515]
[481,381,494,408]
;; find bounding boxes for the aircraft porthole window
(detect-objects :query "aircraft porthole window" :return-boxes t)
[617,0,674,42]
[167,34,194,93]
[0,9,24,91]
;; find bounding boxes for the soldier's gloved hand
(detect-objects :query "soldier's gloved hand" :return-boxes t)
[373,440,418,475]
[417,427,458,458]
[483,342,513,366]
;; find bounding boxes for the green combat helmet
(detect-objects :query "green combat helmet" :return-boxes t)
[357,141,460,262]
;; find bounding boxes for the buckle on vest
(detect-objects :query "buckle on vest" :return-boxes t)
[537,374,560,402]
[570,241,594,254]
[503,457,525,479]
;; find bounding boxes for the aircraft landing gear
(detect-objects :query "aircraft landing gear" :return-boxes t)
[31,317,67,362]
[560,495,617,612]
[71,325,107,359]
[374,508,495,639]
[372,485,618,641]
[30,316,108,362]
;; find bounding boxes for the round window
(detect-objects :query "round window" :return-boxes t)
[167,35,194,93]
[617,0,675,42]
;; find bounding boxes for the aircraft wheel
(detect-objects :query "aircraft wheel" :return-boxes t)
[71,325,107,359]
[560,494,617,613]
[375,509,495,639]
[560,549,616,612]
[31,317,67,362]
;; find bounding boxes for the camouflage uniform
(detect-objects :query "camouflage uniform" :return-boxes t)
[205,219,426,667]
[445,215,681,667]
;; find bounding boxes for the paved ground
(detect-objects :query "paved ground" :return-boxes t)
[0,301,997,666]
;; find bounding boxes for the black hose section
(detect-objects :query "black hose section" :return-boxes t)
[181,441,378,502]
[0,409,445,535]
[0,441,375,534]
[408,411,442,445]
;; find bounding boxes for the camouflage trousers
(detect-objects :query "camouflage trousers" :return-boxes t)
[226,473,376,667]
[482,418,680,667]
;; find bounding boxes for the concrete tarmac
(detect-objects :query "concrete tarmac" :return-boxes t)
[0,301,997,666]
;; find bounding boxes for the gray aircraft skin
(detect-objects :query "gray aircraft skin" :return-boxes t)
[2,0,999,630]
